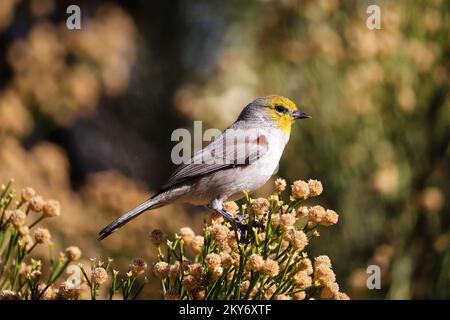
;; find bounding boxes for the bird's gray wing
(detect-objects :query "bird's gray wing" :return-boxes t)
[98,128,268,240]
[161,129,269,191]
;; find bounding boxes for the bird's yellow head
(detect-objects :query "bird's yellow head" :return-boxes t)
[238,95,310,135]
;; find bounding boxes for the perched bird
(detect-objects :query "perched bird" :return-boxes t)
[99,95,310,240]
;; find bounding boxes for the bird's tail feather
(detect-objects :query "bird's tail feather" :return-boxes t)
[98,196,163,240]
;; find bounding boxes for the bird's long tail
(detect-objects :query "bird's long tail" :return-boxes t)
[98,196,164,240]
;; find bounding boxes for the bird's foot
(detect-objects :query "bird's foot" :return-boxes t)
[237,213,262,228]
[217,209,247,230]
[237,214,248,224]
[213,209,249,242]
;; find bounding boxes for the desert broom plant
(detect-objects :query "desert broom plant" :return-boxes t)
[0,179,149,300]
[150,178,349,300]
[0,177,349,300]
[0,179,84,299]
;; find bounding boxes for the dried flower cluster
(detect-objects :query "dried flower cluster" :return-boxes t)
[0,179,149,300]
[150,178,349,300]
[0,180,83,300]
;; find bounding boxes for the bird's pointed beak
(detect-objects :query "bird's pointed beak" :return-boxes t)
[293,110,311,120]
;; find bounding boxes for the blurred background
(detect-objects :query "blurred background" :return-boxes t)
[0,0,449,299]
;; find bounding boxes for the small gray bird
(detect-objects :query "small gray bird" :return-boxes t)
[99,95,310,240]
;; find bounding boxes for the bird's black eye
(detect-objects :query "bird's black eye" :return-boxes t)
[275,105,288,114]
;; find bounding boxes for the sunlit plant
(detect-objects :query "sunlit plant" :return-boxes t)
[150,178,349,300]
[0,179,147,300]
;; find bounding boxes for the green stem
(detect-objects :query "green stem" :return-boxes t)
[26,243,37,254]
[0,196,13,228]
[109,273,118,300]
[49,260,69,283]
[206,266,232,300]
[29,215,45,229]
[38,260,70,300]
[132,281,146,300]
[243,272,261,300]
[0,180,13,199]
[1,231,19,273]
